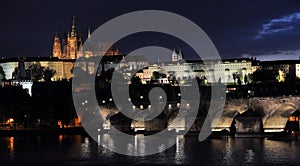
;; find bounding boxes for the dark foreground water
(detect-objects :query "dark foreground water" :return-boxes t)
[1,134,300,165]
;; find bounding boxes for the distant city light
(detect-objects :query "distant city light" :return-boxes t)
[7,118,14,124]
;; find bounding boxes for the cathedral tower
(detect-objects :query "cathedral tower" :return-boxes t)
[67,16,81,59]
[52,33,62,58]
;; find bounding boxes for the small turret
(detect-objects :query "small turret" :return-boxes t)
[172,48,178,62]
[87,27,91,40]
[178,48,183,60]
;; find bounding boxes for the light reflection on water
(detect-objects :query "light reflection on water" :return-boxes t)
[263,139,298,164]
[7,137,15,159]
[1,135,300,165]
[80,137,91,158]
[175,135,185,164]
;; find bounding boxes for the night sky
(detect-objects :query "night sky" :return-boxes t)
[1,0,300,60]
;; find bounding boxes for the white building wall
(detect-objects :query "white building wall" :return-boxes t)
[0,62,18,79]
[141,60,253,84]
[296,64,300,79]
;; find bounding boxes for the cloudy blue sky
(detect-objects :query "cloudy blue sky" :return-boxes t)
[0,0,300,60]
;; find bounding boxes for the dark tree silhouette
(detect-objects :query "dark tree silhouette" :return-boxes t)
[252,70,278,83]
[131,75,142,85]
[43,67,56,82]
[0,65,6,80]
[12,67,18,79]
[0,86,31,129]
[150,71,161,84]
[52,81,76,128]
[244,74,248,84]
[232,73,237,84]
[237,77,242,86]
[218,77,222,84]
[28,62,44,81]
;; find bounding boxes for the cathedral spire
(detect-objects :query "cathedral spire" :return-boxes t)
[87,27,91,39]
[55,27,59,37]
[71,16,76,37]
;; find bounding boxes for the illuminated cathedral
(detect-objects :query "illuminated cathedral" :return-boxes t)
[52,16,120,60]
[52,16,82,59]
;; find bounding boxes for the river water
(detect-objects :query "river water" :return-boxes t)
[1,134,299,165]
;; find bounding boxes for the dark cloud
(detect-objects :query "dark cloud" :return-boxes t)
[254,12,300,40]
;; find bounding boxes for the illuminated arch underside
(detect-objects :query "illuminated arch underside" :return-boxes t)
[211,99,248,131]
[211,97,300,132]
[263,105,297,130]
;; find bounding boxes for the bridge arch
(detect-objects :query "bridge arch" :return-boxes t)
[210,99,248,132]
[211,109,240,132]
[263,104,299,132]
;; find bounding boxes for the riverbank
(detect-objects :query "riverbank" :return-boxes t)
[0,127,87,136]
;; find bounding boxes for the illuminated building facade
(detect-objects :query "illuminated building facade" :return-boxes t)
[260,60,300,82]
[135,53,257,84]
[0,57,74,81]
[296,64,300,79]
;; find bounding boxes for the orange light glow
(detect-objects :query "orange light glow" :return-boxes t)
[58,120,63,128]
[8,137,14,154]
[75,117,81,126]
[6,118,14,124]
[289,116,299,121]
[58,135,63,143]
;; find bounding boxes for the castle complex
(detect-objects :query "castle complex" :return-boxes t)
[1,17,300,95]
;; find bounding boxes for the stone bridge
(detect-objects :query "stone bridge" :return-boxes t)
[97,96,300,133]
[211,96,300,132]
